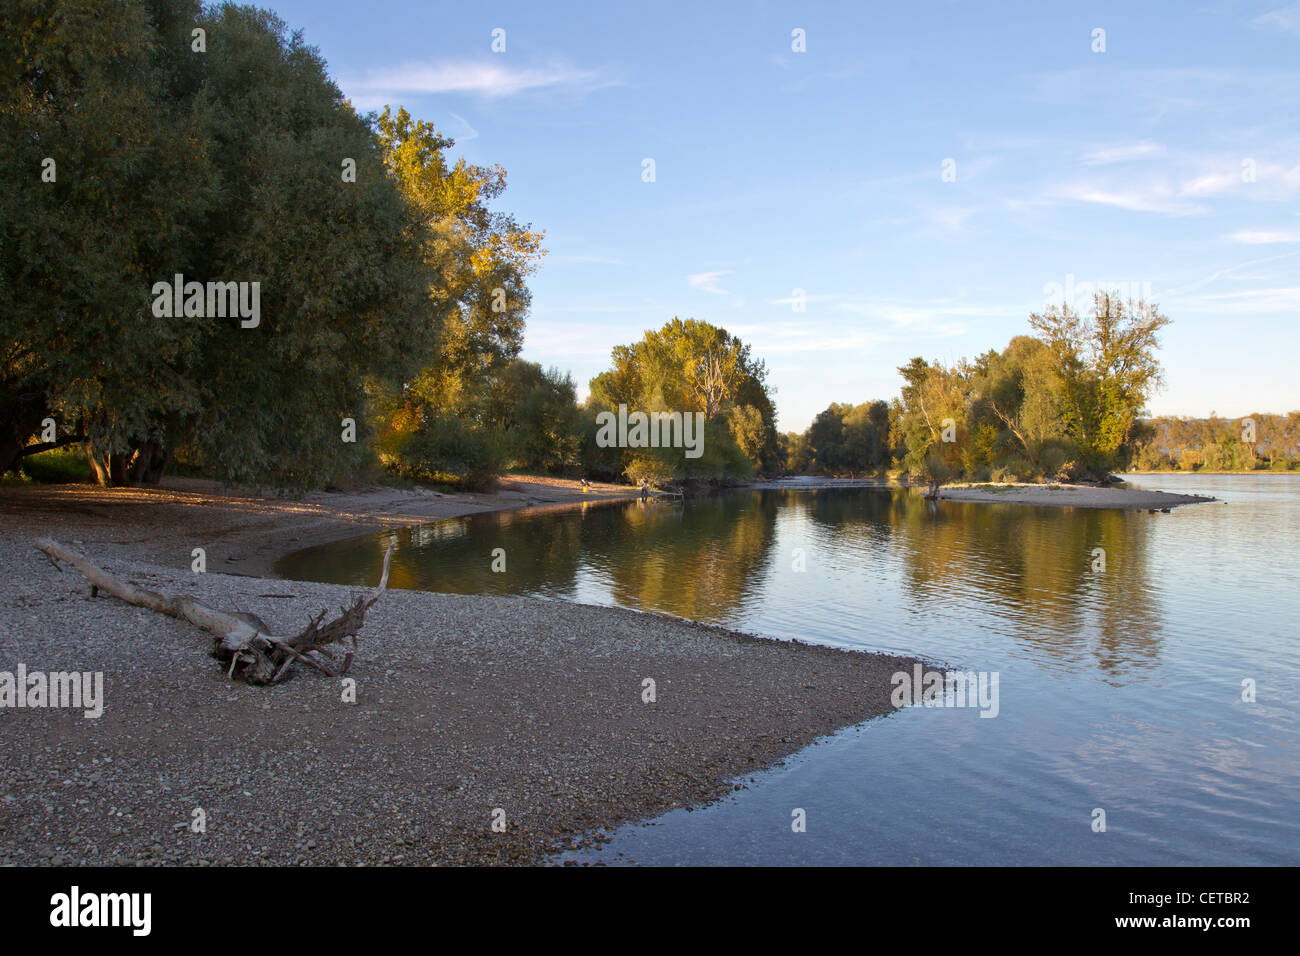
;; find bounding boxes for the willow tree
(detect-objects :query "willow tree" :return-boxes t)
[1,0,440,487]
[176,5,440,489]
[0,0,212,479]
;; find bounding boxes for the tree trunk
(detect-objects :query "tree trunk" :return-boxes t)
[86,449,131,486]
[0,391,51,476]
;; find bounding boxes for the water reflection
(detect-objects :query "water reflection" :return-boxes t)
[276,477,1300,865]
[278,487,1168,682]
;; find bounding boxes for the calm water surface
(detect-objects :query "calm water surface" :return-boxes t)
[277,474,1300,865]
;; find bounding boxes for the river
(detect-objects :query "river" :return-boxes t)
[277,474,1300,865]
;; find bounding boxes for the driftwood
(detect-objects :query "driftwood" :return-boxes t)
[34,537,394,685]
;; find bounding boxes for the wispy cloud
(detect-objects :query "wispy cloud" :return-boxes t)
[1024,68,1300,122]
[1161,250,1300,296]
[1251,3,1300,36]
[447,112,478,142]
[1171,287,1300,314]
[1182,160,1300,199]
[1051,182,1207,216]
[727,321,890,355]
[344,59,611,107]
[1225,229,1300,244]
[767,292,836,308]
[832,300,1006,330]
[922,205,977,235]
[1081,141,1165,165]
[687,270,733,294]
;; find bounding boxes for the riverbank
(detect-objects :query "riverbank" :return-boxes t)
[0,479,926,866]
[0,476,643,578]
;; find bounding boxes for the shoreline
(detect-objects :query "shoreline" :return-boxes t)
[0,469,1223,865]
[751,476,1218,510]
[0,478,927,866]
[935,481,1216,509]
[0,476,644,578]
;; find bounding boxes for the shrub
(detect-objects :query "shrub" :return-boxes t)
[20,448,94,484]
[922,450,956,485]
[624,456,677,487]
[384,415,505,490]
[990,456,1035,483]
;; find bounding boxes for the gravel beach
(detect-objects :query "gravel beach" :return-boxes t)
[0,481,923,866]
[936,482,1216,509]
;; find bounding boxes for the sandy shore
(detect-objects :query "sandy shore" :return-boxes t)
[0,479,924,866]
[936,482,1216,510]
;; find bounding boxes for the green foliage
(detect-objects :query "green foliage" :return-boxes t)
[19,448,94,484]
[778,431,811,474]
[1,0,211,478]
[1,0,439,489]
[798,400,891,475]
[374,106,545,420]
[990,457,1034,484]
[1028,293,1171,471]
[483,361,582,473]
[586,318,776,481]
[785,293,1174,484]
[1131,412,1300,471]
[679,421,754,480]
[624,455,677,487]
[382,414,504,490]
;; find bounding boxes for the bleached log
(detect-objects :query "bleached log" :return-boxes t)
[34,538,395,685]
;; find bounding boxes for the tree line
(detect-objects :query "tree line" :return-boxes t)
[2,0,555,489]
[782,293,1190,482]
[2,1,777,490]
[7,4,1287,493]
[1130,413,1300,472]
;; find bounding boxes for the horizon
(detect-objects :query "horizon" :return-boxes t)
[260,0,1299,431]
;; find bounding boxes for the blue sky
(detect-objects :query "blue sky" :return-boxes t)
[264,0,1300,432]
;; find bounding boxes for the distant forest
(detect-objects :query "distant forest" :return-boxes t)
[1129,414,1300,472]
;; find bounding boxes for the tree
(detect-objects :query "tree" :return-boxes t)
[0,0,211,478]
[1,1,440,488]
[586,318,777,479]
[1029,292,1171,473]
[374,106,545,420]
[806,404,847,473]
[484,360,582,473]
[894,358,969,477]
